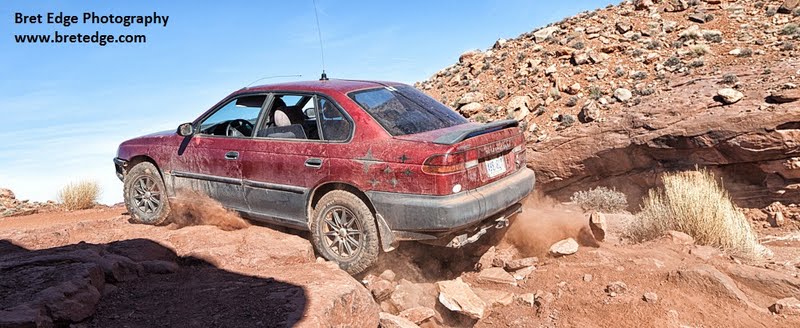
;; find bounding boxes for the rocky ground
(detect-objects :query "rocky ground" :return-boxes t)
[416,0,800,208]
[0,196,799,327]
[0,188,61,218]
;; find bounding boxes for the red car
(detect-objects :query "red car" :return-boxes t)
[114,79,535,274]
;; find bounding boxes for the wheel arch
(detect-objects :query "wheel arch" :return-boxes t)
[307,182,397,252]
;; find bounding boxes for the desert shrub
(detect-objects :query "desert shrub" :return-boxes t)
[781,24,798,36]
[703,31,723,43]
[766,6,778,17]
[614,66,626,77]
[560,114,576,127]
[665,56,682,67]
[689,59,705,68]
[589,86,604,100]
[690,44,711,57]
[628,169,769,258]
[721,73,738,84]
[632,71,648,80]
[794,8,800,17]
[58,180,101,210]
[566,96,579,107]
[782,42,796,51]
[571,40,585,50]
[571,186,628,213]
[637,87,655,96]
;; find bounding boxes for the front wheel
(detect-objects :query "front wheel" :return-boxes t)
[123,162,171,225]
[310,191,379,275]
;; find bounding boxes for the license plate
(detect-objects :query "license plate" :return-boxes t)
[485,156,507,178]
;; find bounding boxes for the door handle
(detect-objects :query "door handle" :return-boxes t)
[305,158,323,169]
[225,151,239,160]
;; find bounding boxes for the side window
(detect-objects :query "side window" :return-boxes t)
[257,94,316,140]
[199,95,265,137]
[319,98,352,141]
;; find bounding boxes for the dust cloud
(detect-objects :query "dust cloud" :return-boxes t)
[167,190,249,231]
[504,192,598,257]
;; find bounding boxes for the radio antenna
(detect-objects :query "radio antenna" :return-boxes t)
[245,75,302,88]
[312,0,328,81]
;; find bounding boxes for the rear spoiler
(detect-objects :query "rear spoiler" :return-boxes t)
[432,120,519,145]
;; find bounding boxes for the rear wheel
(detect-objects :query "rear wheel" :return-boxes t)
[311,191,379,275]
[124,162,171,225]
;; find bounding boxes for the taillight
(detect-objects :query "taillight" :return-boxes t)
[422,153,466,174]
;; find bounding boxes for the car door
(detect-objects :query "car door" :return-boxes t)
[169,94,267,211]
[240,94,352,228]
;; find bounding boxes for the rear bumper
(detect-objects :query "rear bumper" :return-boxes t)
[366,168,535,232]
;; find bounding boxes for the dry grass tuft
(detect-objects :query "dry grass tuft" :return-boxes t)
[571,186,628,213]
[58,180,101,210]
[628,169,769,259]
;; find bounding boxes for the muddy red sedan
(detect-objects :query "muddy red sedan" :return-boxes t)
[114,79,535,274]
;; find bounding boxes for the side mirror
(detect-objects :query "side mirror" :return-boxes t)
[304,107,316,119]
[177,123,194,136]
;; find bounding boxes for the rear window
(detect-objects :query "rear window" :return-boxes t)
[349,85,467,136]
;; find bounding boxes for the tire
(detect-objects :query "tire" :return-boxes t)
[123,162,171,225]
[310,190,379,275]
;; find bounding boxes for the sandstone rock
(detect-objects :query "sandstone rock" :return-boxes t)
[460,102,483,115]
[380,270,397,282]
[398,307,435,325]
[583,274,593,282]
[689,245,719,261]
[606,281,628,296]
[615,22,632,34]
[573,52,590,65]
[770,210,786,227]
[458,92,485,105]
[614,88,633,102]
[769,89,800,103]
[476,246,496,271]
[513,266,536,281]
[665,230,695,245]
[139,260,180,274]
[533,26,560,43]
[716,88,744,104]
[668,264,764,312]
[580,101,600,123]
[478,267,517,286]
[770,297,800,315]
[371,279,396,301]
[0,188,14,199]
[634,0,654,10]
[379,312,420,328]
[506,257,538,270]
[724,265,800,300]
[779,0,799,14]
[474,288,514,307]
[436,278,488,319]
[549,238,579,256]
[518,293,536,306]
[589,211,607,241]
[391,280,437,312]
[643,292,659,303]
[664,0,689,12]
[545,64,557,76]
[689,13,708,23]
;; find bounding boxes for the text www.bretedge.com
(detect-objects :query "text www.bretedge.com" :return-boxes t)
[15,31,145,46]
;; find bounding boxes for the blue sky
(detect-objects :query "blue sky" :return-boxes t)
[1,0,616,204]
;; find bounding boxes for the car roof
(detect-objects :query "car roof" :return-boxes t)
[237,79,404,95]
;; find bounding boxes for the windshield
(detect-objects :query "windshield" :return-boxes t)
[349,85,467,136]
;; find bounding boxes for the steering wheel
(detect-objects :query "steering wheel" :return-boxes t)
[225,119,254,137]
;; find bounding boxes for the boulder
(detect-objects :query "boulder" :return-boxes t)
[398,307,435,325]
[533,26,560,43]
[390,280,437,312]
[436,278,488,319]
[589,211,607,241]
[505,257,538,270]
[770,297,800,315]
[473,288,514,307]
[634,0,654,10]
[716,88,744,105]
[769,89,800,103]
[478,267,517,286]
[379,312,421,328]
[549,238,579,256]
[458,92,485,105]
[614,88,632,102]
[606,281,628,296]
[643,292,659,303]
[779,0,799,14]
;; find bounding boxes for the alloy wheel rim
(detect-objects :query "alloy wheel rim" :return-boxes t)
[321,206,363,259]
[131,176,162,219]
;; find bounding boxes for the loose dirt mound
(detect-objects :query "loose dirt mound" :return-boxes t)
[167,190,249,231]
